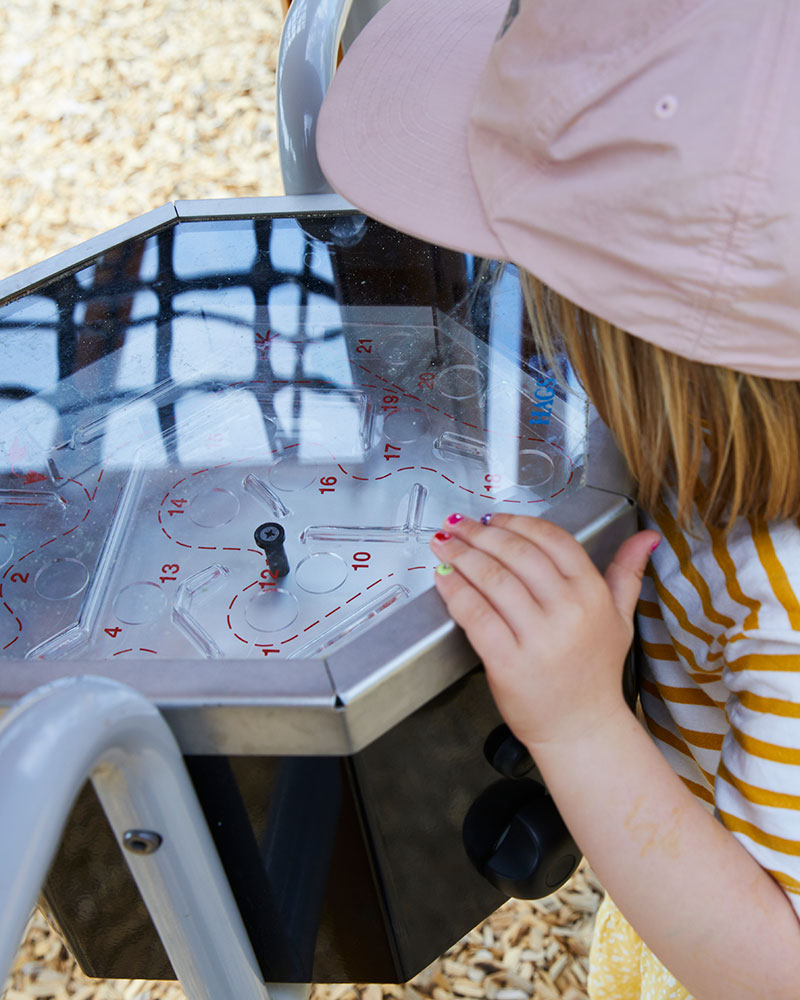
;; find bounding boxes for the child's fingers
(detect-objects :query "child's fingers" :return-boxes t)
[451,512,595,580]
[431,530,547,638]
[432,560,519,664]
[438,516,576,610]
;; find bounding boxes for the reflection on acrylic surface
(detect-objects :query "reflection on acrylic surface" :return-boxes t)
[0,214,589,662]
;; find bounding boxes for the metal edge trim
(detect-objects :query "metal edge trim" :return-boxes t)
[0,203,179,308]
[173,193,357,219]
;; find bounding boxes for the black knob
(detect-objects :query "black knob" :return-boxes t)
[484,724,540,780]
[463,779,580,899]
[253,522,290,578]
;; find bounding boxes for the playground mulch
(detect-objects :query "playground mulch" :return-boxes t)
[1,1,604,997]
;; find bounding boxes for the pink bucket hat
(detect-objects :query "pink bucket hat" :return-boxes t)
[317,0,800,379]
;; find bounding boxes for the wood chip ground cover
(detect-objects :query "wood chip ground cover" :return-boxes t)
[1,1,604,996]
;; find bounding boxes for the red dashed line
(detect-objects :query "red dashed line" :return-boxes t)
[113,649,134,656]
[15,617,21,631]
[405,393,422,402]
[549,488,566,498]
[247,548,262,556]
[390,382,404,392]
[396,465,414,472]
[175,539,192,548]
[337,463,348,475]
[97,470,104,483]
[420,466,436,472]
[463,422,479,429]
[62,525,79,536]
[213,462,233,469]
[526,498,548,504]
[157,510,163,524]
[285,443,299,450]
[366,579,382,590]
[172,478,187,488]
[408,566,427,571]
[281,634,298,644]
[81,510,90,522]
[503,499,522,504]
[346,593,361,603]
[161,492,170,506]
[3,636,18,650]
[325,606,341,617]
[242,581,257,592]
[198,545,216,550]
[2,566,11,579]
[192,468,209,476]
[458,486,475,494]
[441,475,455,484]
[227,614,232,628]
[222,546,241,551]
[304,620,320,631]
[140,648,157,655]
[228,595,238,610]
[40,536,57,548]
[428,405,441,412]
[3,602,13,615]
[88,486,99,501]
[375,473,391,480]
[18,550,34,562]
[352,476,369,481]
[161,527,173,541]
[234,632,248,644]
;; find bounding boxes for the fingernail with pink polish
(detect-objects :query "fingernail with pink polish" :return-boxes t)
[650,537,662,553]
[434,531,451,542]
[447,513,464,525]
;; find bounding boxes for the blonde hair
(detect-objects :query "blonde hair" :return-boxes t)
[520,271,800,536]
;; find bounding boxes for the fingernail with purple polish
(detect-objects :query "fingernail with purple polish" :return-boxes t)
[480,513,493,525]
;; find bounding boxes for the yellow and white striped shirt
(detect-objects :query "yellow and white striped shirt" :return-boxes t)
[637,499,800,918]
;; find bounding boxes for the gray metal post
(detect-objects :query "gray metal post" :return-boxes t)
[0,675,308,1000]
[276,0,354,194]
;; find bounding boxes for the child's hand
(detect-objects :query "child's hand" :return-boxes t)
[430,513,660,752]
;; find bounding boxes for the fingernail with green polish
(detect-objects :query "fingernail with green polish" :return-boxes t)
[435,562,454,576]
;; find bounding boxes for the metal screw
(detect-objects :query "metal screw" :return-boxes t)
[123,829,163,854]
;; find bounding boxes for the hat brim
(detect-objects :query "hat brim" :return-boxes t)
[316,0,507,260]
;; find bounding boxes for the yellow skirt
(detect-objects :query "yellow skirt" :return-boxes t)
[588,895,694,1000]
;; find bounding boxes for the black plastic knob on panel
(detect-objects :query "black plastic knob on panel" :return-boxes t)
[462,779,580,899]
[483,724,541,780]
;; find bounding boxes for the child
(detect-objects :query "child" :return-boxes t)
[316,1,800,997]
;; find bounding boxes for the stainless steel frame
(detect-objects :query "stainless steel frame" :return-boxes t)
[0,674,308,1000]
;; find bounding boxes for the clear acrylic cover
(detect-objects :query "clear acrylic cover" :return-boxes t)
[0,212,590,666]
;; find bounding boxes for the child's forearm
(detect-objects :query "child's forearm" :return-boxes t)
[531,706,800,1000]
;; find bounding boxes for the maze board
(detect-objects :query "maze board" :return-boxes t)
[0,306,587,662]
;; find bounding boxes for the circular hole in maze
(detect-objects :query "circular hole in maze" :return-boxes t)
[189,487,240,528]
[508,447,571,489]
[435,364,485,400]
[383,407,430,444]
[114,581,167,625]
[0,534,12,569]
[245,588,299,632]
[268,457,318,492]
[295,553,348,594]
[34,558,89,601]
